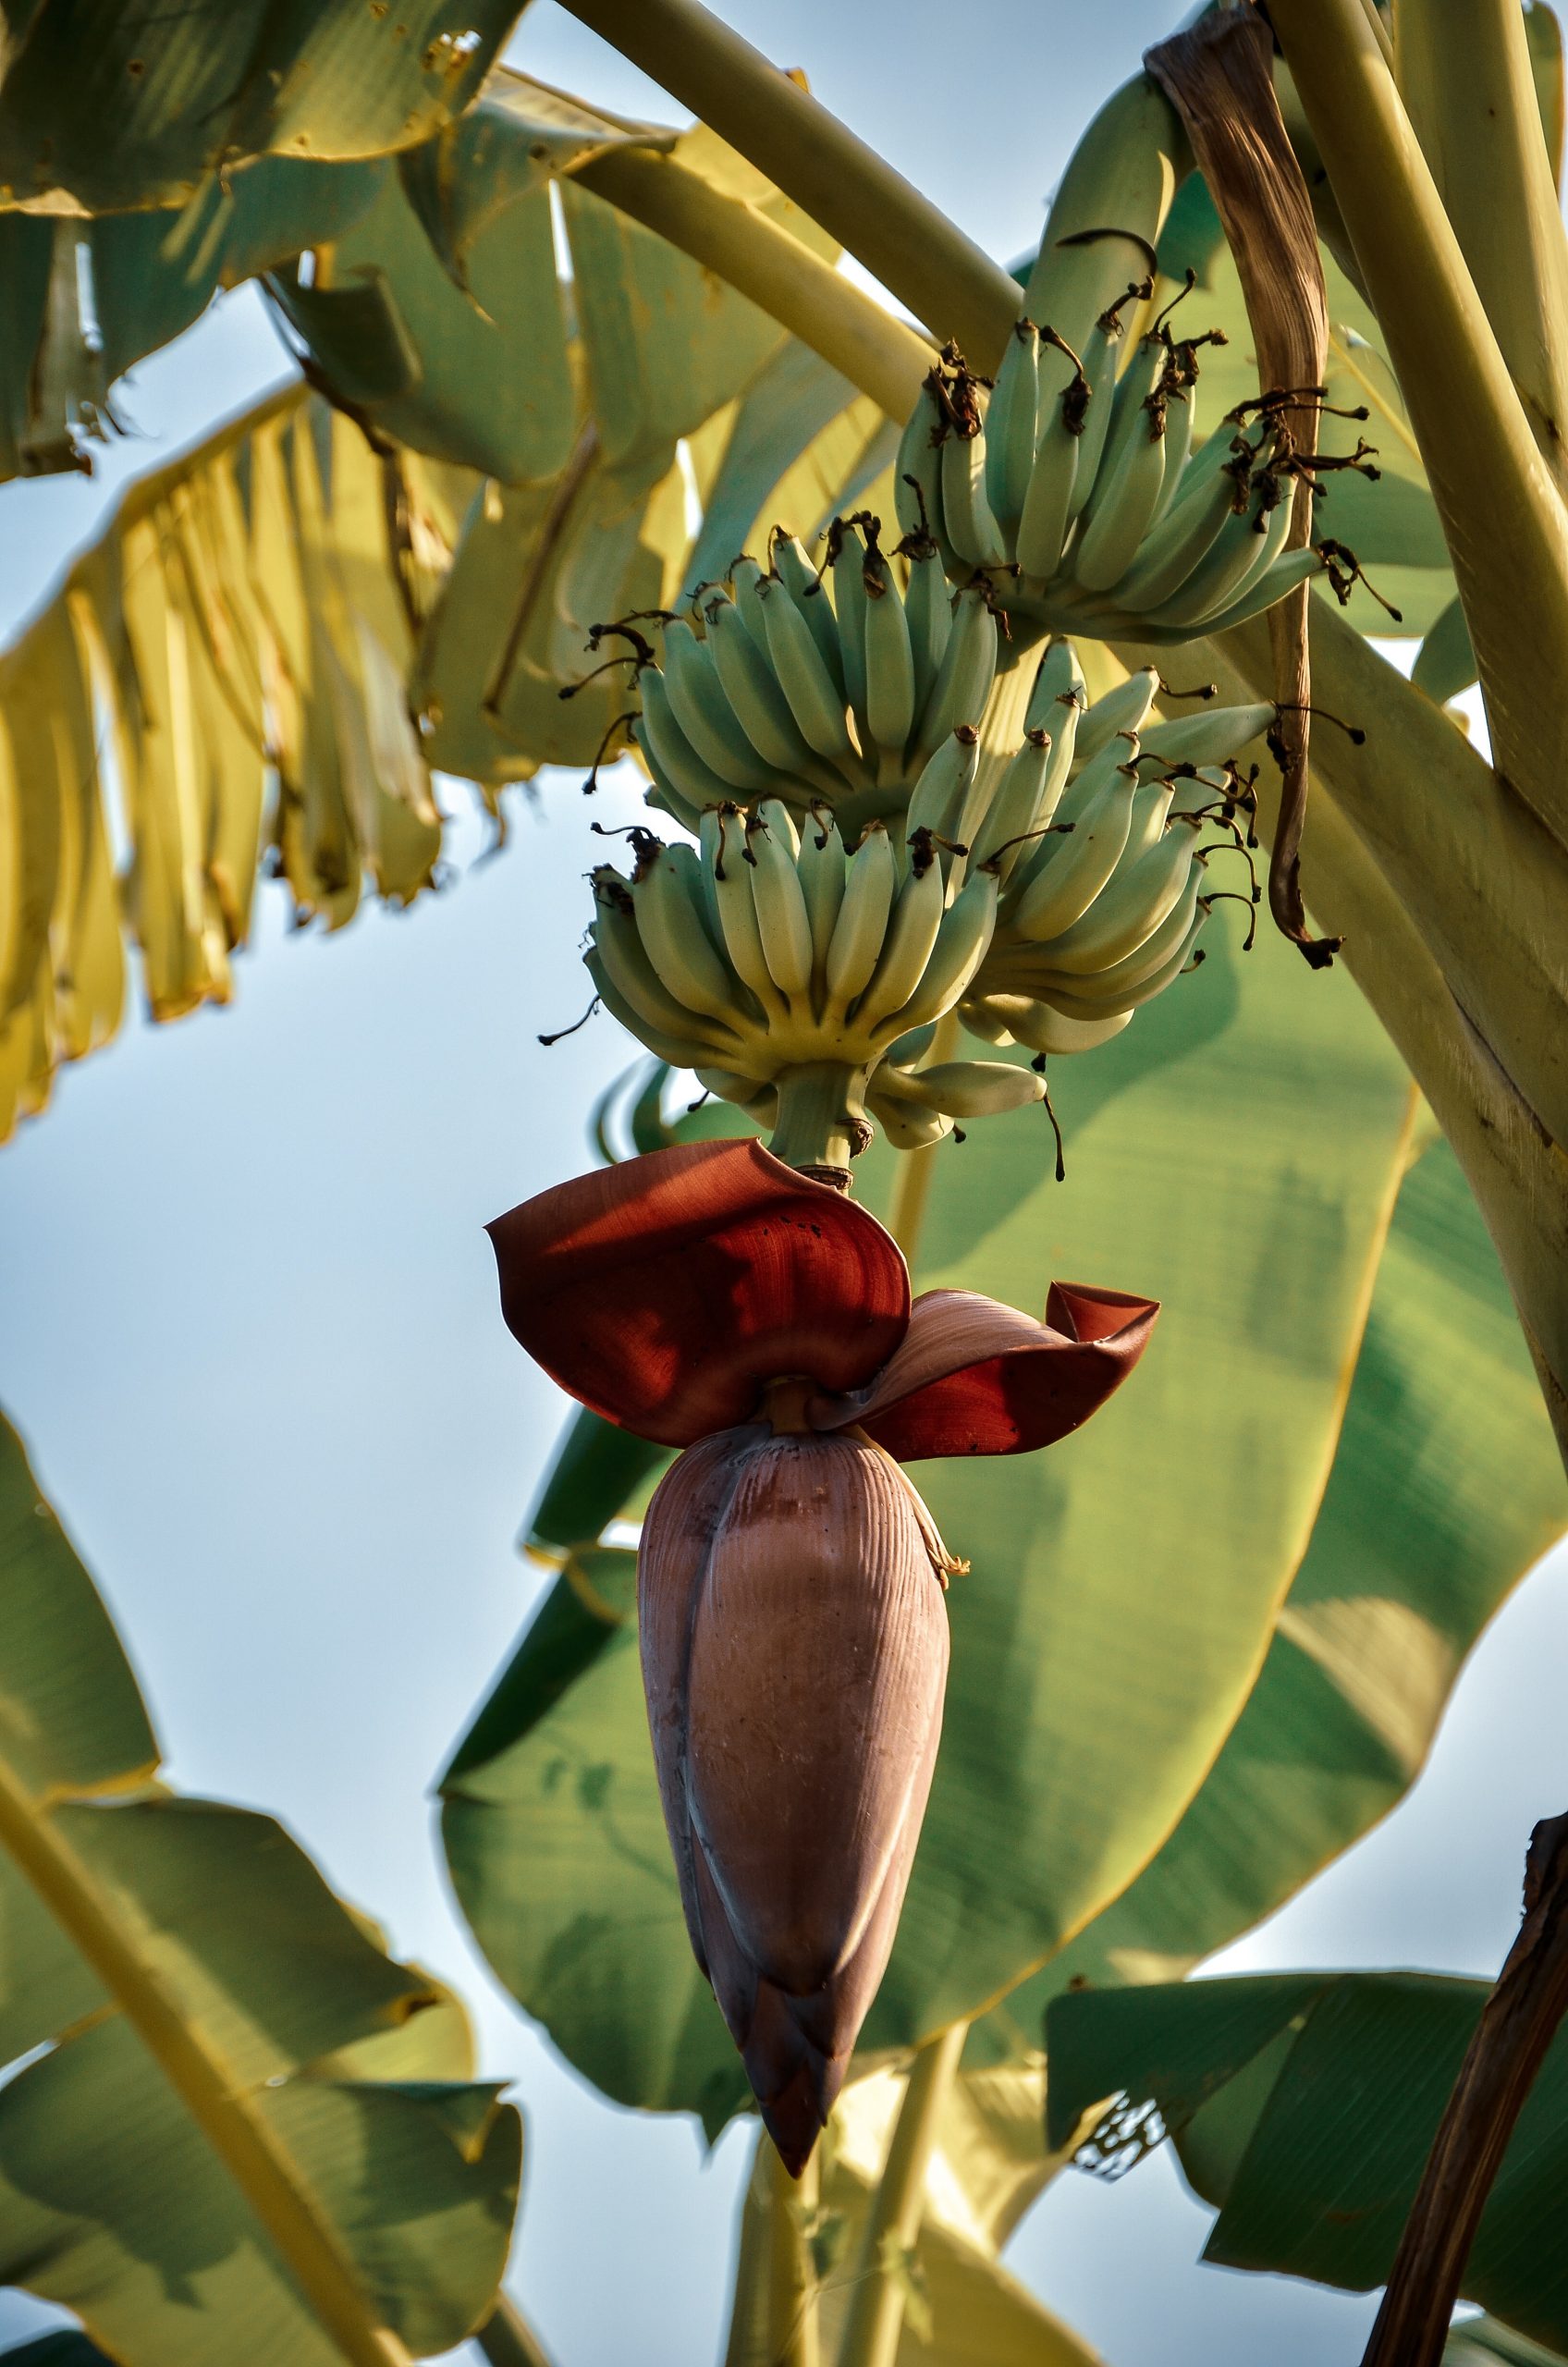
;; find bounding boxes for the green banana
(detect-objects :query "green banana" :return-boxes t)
[862,539,917,761]
[1038,815,1200,975]
[873,864,999,1039]
[730,555,773,652]
[1024,637,1086,730]
[824,820,897,1008]
[1015,329,1088,581]
[968,995,1133,1056]
[864,1079,954,1151]
[797,807,847,988]
[1072,333,1171,594]
[942,401,1011,569]
[985,321,1041,533]
[1138,701,1274,771]
[1142,490,1290,632]
[903,544,952,719]
[704,806,789,1019]
[759,579,858,767]
[1111,423,1251,612]
[635,842,745,1024]
[637,667,737,813]
[1071,668,1159,771]
[894,386,951,562]
[661,617,777,793]
[585,949,724,1073]
[968,730,1057,879]
[1034,901,1207,1018]
[590,874,737,1056]
[857,845,947,1024]
[1011,754,1140,940]
[771,533,845,694]
[912,584,998,763]
[1196,544,1320,634]
[883,1057,1045,1117]
[830,521,872,738]
[904,727,979,849]
[1121,778,1177,863]
[1020,861,1207,1004]
[703,589,817,777]
[746,800,815,1000]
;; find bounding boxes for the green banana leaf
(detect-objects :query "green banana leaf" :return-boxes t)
[2,158,396,481]
[0,1404,521,2366]
[974,1128,1564,2054]
[725,2057,1102,2366]
[1043,1969,1568,2349]
[1447,2317,1568,2367]
[0,2,525,216]
[442,905,1420,2116]
[1158,173,1461,643]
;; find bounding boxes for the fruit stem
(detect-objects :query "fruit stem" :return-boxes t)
[557,0,1020,366]
[768,1062,872,1180]
[836,2021,969,2367]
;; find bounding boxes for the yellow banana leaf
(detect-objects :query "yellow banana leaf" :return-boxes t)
[724,2057,1100,2367]
[0,387,473,1143]
[0,1403,521,2366]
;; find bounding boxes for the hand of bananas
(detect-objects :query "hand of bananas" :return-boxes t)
[628,517,1000,848]
[887,67,1378,646]
[583,638,1271,1166]
[894,326,1338,647]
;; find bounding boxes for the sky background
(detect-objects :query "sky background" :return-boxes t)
[1,4,1564,2362]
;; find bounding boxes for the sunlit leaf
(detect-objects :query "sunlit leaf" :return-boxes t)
[1045,1969,1568,2349]
[974,1130,1564,2054]
[0,2,528,215]
[0,1405,521,2365]
[0,386,474,1143]
[723,2056,1102,2366]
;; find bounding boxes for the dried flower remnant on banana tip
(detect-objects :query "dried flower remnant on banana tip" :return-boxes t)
[486,1137,1157,2172]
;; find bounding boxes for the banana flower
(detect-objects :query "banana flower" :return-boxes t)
[488,1137,1156,2170]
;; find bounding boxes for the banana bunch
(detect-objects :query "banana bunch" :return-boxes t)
[961,645,1271,1056]
[888,70,1356,645]
[630,521,1000,845]
[896,327,1321,648]
[582,789,1045,1157]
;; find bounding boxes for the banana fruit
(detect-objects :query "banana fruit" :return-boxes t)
[582,619,1268,1156]
[874,76,1376,647]
[619,518,999,846]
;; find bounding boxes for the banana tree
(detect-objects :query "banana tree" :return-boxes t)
[1,2,1567,2365]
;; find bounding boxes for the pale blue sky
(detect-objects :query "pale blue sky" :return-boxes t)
[0,6,1563,2362]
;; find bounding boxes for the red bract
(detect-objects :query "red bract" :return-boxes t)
[488,1138,1157,2170]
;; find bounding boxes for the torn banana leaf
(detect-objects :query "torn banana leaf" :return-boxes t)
[0,1403,521,2365]
[0,1,525,215]
[1044,1969,1568,2350]
[0,385,476,1144]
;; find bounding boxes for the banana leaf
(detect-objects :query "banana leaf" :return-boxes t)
[1447,2317,1568,2367]
[725,2057,1102,2366]
[0,2,526,216]
[974,1128,1564,2054]
[0,1404,521,2366]
[0,385,474,1146]
[441,906,1423,2116]
[1043,1969,1568,2350]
